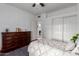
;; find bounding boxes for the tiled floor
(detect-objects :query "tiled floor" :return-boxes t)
[0,46,29,56]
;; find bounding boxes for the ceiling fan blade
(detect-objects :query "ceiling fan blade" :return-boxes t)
[32,3,36,7]
[40,3,45,7]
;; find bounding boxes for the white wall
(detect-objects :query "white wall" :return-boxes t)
[77,4,79,33]
[39,14,52,39]
[0,4,37,50]
[40,5,78,41]
[47,5,77,17]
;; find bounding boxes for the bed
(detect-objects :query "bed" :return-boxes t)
[28,39,78,56]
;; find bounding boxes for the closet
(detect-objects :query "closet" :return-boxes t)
[52,14,77,42]
[63,15,77,42]
[52,17,63,41]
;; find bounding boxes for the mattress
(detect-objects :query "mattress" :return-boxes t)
[28,39,77,56]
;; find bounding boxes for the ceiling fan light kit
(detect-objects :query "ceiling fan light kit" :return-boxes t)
[32,3,45,7]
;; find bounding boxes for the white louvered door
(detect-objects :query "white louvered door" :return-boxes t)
[63,15,77,42]
[52,17,63,40]
[52,15,77,42]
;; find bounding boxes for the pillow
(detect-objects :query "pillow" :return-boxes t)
[65,42,75,51]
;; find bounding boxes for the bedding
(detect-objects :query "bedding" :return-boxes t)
[28,39,77,56]
[65,41,75,51]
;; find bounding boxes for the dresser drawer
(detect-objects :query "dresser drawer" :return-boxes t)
[2,33,15,37]
[3,37,13,40]
[3,43,16,49]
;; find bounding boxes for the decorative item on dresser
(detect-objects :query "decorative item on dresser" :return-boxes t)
[0,31,31,53]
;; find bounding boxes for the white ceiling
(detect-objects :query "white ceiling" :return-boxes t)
[7,3,77,15]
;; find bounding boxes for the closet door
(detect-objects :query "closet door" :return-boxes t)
[52,18,63,40]
[63,15,77,42]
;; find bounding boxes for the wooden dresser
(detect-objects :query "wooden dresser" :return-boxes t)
[0,31,31,53]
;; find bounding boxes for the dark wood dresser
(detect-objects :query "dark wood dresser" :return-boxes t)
[0,31,31,53]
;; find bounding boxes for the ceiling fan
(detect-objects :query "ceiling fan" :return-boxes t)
[32,3,45,7]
